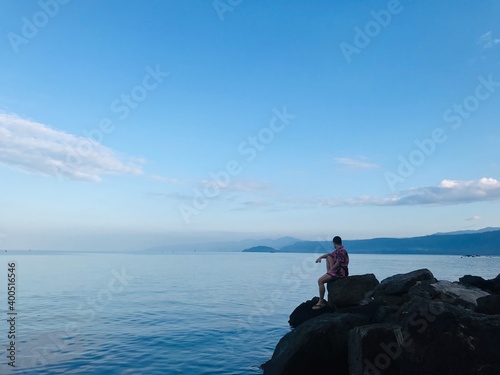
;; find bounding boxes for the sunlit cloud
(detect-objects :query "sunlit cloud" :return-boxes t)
[156,177,500,211]
[477,31,500,49]
[466,215,481,222]
[334,157,379,170]
[0,113,143,181]
[316,178,500,206]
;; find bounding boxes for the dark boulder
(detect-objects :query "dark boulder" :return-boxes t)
[476,295,500,315]
[459,274,500,295]
[262,312,371,375]
[429,280,490,310]
[375,269,435,297]
[327,274,379,309]
[335,302,382,324]
[485,274,500,294]
[264,270,500,375]
[490,274,500,294]
[349,323,402,375]
[288,297,334,328]
[394,281,490,324]
[398,297,500,375]
[372,304,401,325]
[459,275,488,290]
[407,279,441,301]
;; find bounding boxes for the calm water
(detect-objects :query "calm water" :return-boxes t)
[0,252,499,374]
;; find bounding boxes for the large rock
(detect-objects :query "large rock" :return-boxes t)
[459,275,489,290]
[349,323,402,375]
[375,269,435,297]
[476,295,500,315]
[372,304,401,325]
[429,280,489,310]
[264,269,500,375]
[398,297,500,375]
[262,312,371,375]
[328,274,379,309]
[459,274,500,295]
[407,279,441,301]
[490,274,500,294]
[288,297,334,328]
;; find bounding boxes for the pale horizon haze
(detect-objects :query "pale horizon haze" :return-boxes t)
[1,0,500,251]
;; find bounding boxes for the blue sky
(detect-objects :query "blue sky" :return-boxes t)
[1,0,500,251]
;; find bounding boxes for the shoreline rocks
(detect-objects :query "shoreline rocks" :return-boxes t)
[261,269,500,375]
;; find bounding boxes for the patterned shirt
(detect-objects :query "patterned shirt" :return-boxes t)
[328,246,349,278]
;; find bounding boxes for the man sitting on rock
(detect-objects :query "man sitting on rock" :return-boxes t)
[313,236,349,310]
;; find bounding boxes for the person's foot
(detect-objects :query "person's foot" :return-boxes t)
[312,299,326,310]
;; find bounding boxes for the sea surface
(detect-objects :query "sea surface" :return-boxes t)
[0,252,499,374]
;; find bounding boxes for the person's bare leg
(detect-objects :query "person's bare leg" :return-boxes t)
[319,278,326,301]
[314,274,333,308]
[326,256,333,273]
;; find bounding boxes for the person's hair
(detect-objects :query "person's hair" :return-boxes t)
[332,236,342,245]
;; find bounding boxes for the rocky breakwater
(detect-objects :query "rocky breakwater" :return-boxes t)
[261,269,500,375]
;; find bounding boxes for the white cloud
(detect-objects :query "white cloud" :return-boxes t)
[157,177,500,211]
[477,31,500,49]
[334,157,379,170]
[466,215,481,222]
[315,178,500,207]
[0,113,143,181]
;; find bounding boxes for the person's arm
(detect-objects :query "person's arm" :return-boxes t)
[315,253,332,263]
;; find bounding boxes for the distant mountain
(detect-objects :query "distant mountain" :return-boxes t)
[143,229,500,255]
[278,240,332,253]
[433,227,500,236]
[264,236,303,249]
[243,229,500,255]
[242,246,277,253]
